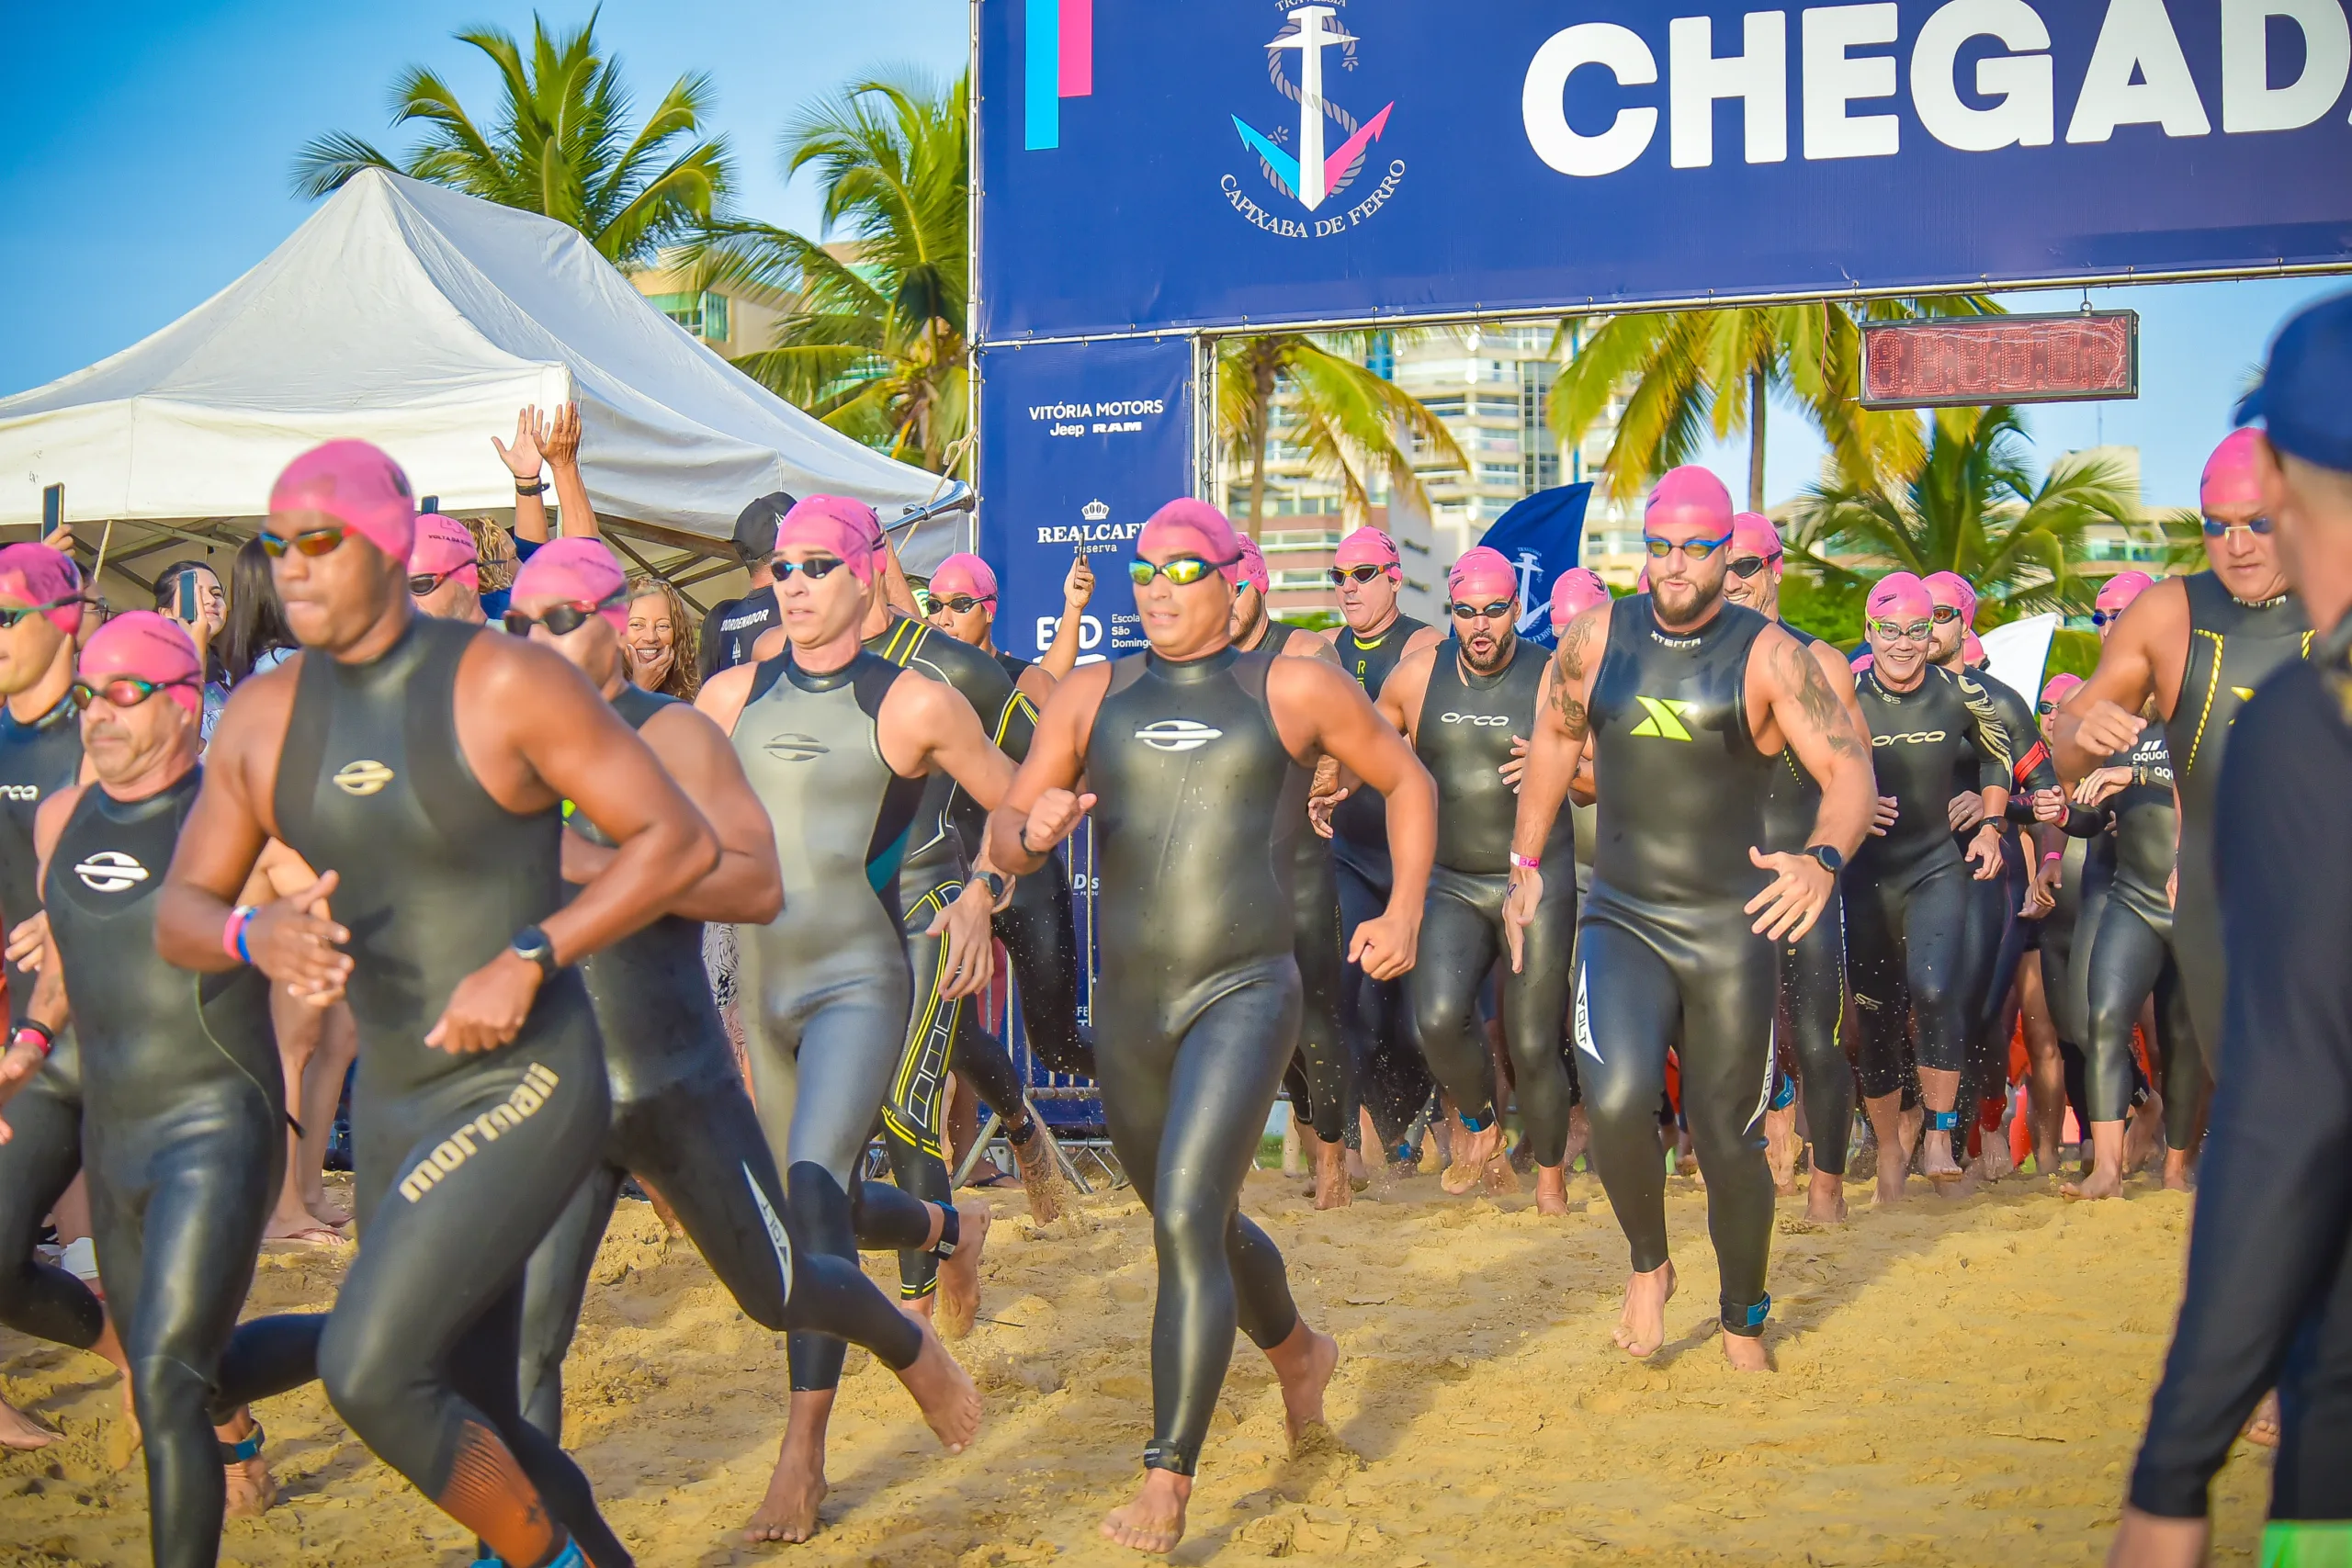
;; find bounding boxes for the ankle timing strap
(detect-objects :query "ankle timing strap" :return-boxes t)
[933,1204,961,1260]
[1005,1116,1038,1147]
[1458,1110,1495,1134]
[1142,1440,1197,1476]
[1926,1109,1961,1133]
[1724,1294,1772,1333]
[1768,1075,1796,1112]
[219,1423,264,1463]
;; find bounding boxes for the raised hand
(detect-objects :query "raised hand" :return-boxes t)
[1064,553,1096,610]
[544,402,582,468]
[492,405,548,480]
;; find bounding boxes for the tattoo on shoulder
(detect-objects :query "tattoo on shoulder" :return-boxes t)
[1779,635,1864,759]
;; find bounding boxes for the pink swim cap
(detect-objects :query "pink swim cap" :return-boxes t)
[1549,568,1611,623]
[1645,467,1735,534]
[1730,513,1782,561]
[1233,536,1271,596]
[408,513,479,587]
[80,611,202,714]
[2041,671,2084,709]
[0,543,84,635]
[929,552,998,604]
[512,538,628,631]
[1964,630,1987,667]
[1137,500,1242,584]
[1923,571,1978,626]
[1333,526,1401,572]
[2096,570,2155,614]
[1447,547,1519,604]
[1851,652,1874,673]
[1867,571,1935,624]
[2200,429,2265,514]
[776,495,881,583]
[269,440,416,562]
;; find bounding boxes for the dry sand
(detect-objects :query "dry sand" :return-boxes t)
[1,1164,2279,1566]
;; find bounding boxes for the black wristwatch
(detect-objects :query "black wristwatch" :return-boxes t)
[974,870,1010,904]
[1805,844,1845,876]
[509,924,560,978]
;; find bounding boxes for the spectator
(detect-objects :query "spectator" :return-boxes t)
[152,557,230,738]
[697,491,792,679]
[469,514,524,621]
[409,511,486,625]
[623,573,700,700]
[220,536,298,682]
[495,401,599,547]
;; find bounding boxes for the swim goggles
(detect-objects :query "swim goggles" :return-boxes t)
[1642,532,1733,560]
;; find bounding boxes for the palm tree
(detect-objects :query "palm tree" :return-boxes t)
[1550,298,2000,512]
[683,76,968,476]
[1216,334,1465,530]
[1784,406,2139,624]
[293,11,730,268]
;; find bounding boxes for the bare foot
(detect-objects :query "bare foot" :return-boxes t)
[935,1200,992,1340]
[1266,1321,1340,1446]
[1764,1105,1800,1194]
[2060,1164,2123,1201]
[1804,1168,1848,1224]
[262,1215,345,1249]
[221,1456,277,1517]
[746,1434,828,1543]
[1612,1262,1676,1358]
[1897,1105,1922,1168]
[1721,1328,1770,1372]
[2162,1148,2195,1193]
[1009,1126,1066,1224]
[1919,1122,1966,1183]
[0,1397,56,1451]
[2242,1390,2280,1450]
[1674,1130,1698,1178]
[1977,1126,2015,1183]
[1440,1121,1508,1196]
[1311,1138,1351,1210]
[1481,1149,1521,1195]
[1101,1469,1191,1554]
[301,1186,353,1230]
[1562,1104,1591,1173]
[1873,1135,1909,1206]
[892,1321,982,1452]
[2126,1094,2165,1173]
[1344,1144,1370,1190]
[1534,1163,1570,1217]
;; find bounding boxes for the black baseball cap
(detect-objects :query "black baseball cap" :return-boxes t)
[2236,290,2352,476]
[731,491,797,560]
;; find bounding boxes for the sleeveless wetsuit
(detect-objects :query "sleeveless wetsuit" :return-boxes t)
[1847,666,2010,1122]
[49,769,315,1568]
[1086,647,1307,1474]
[1576,595,1777,1335]
[1407,637,1576,1165]
[516,684,922,1441]
[729,647,940,1393]
[2081,725,2196,1136]
[2163,573,2310,1106]
[1330,615,1434,1147]
[274,618,628,1568]
[0,694,98,1359]
[1758,625,1853,1176]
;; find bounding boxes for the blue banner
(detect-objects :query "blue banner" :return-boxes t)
[976,335,1195,662]
[978,0,2352,341]
[1478,482,1595,649]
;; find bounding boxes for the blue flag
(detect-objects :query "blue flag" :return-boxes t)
[1476,483,1593,649]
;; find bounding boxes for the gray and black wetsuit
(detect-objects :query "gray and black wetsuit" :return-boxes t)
[1407,636,1576,1166]
[515,683,921,1442]
[2081,726,2196,1136]
[1575,595,1778,1337]
[1086,647,1308,1474]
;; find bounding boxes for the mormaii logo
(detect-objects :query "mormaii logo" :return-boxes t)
[1223,4,1405,241]
[1135,719,1223,753]
[74,850,149,894]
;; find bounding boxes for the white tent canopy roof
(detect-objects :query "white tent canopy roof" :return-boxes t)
[0,168,960,560]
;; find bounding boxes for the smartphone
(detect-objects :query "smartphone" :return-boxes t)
[177,571,200,624]
[419,494,441,515]
[40,484,62,539]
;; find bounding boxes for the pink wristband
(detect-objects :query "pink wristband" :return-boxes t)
[222,905,256,964]
[1510,852,1541,871]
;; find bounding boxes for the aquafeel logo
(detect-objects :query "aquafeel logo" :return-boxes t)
[1222,2,1405,240]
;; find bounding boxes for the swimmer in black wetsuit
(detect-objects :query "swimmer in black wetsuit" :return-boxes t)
[1721,513,1871,1223]
[989,499,1437,1555]
[25,613,321,1567]
[1509,468,1873,1371]
[500,540,979,1520]
[1374,546,1576,1212]
[2059,430,2310,1192]
[157,440,721,1568]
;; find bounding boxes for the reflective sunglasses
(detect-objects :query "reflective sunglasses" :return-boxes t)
[1726,550,1781,580]
[1929,604,1965,624]
[1128,556,1232,587]
[1642,531,1734,560]
[259,524,350,558]
[2202,513,2274,537]
[2090,606,2125,627]
[503,590,628,637]
[1869,618,1934,643]
[2037,698,2060,716]
[1449,599,1513,621]
[1329,564,1388,585]
[772,556,848,581]
[932,594,993,615]
[0,596,81,629]
[70,676,195,711]
[407,562,478,595]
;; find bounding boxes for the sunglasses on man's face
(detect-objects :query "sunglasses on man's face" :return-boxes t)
[502,592,627,638]
[1128,556,1231,587]
[1725,551,1781,580]
[2202,513,2274,537]
[1642,531,1734,560]
[70,676,194,711]
[407,563,478,596]
[0,596,79,629]
[1329,564,1387,585]
[259,525,350,559]
[772,556,848,581]
[1870,618,1934,644]
[1449,600,1513,622]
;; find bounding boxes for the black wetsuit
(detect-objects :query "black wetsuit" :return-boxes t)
[1758,625,1853,1176]
[1085,647,1306,1474]
[516,684,920,1443]
[697,586,779,680]
[1846,666,2010,1126]
[1407,636,1576,1166]
[1955,672,2060,1133]
[2129,631,2352,1532]
[2161,574,2310,1115]
[989,648,1094,1086]
[275,618,628,1568]
[2081,727,2195,1136]
[48,769,316,1568]
[1575,595,1777,1336]
[0,693,98,1361]
[1330,616,1434,1148]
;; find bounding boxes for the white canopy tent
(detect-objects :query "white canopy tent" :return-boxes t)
[0,168,967,581]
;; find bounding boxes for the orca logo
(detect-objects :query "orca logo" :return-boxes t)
[333,760,395,796]
[1135,719,1223,753]
[73,850,148,894]
[0,785,38,802]
[1871,730,1948,746]
[1440,712,1509,727]
[762,733,829,762]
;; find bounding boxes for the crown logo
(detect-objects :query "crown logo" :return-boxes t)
[1081,500,1110,522]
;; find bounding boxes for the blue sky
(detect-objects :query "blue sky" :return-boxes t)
[0,1,2336,511]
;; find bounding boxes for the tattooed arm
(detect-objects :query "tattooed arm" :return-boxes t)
[1742,625,1875,942]
[1503,599,1609,969]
